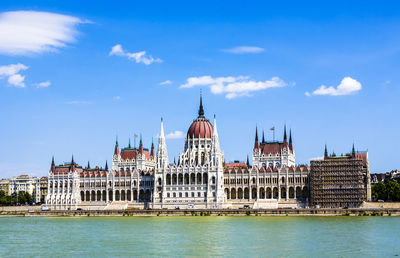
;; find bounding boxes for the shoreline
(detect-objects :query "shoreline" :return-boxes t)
[1,208,399,217]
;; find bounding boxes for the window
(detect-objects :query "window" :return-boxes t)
[167,193,170,198]
[179,192,182,197]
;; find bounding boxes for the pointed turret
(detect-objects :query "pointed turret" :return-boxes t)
[283,124,288,147]
[324,144,328,158]
[213,114,220,151]
[105,160,108,171]
[262,130,265,144]
[254,126,259,149]
[198,91,204,117]
[139,134,143,153]
[87,161,91,169]
[352,143,356,157]
[289,129,293,151]
[114,135,119,155]
[150,137,155,157]
[70,155,75,171]
[51,156,55,172]
[128,138,131,149]
[246,155,250,167]
[157,117,169,168]
[174,157,176,165]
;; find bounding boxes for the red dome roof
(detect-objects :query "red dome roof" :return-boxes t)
[187,117,213,139]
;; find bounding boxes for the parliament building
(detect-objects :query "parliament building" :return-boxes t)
[45,95,368,210]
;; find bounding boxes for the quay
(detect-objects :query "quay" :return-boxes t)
[1,207,400,217]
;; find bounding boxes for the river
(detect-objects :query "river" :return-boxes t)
[0,216,398,257]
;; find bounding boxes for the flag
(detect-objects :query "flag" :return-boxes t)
[270,127,275,130]
[134,134,138,137]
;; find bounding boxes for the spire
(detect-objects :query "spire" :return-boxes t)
[289,129,293,151]
[128,138,131,148]
[283,125,287,140]
[157,117,169,168]
[160,118,165,138]
[114,135,120,155]
[198,91,204,117]
[139,134,143,153]
[324,144,328,158]
[246,155,250,167]
[150,137,155,157]
[87,161,90,169]
[254,126,259,149]
[105,160,108,171]
[352,143,356,157]
[174,157,176,165]
[211,114,221,155]
[262,130,265,144]
[70,155,75,171]
[51,156,55,172]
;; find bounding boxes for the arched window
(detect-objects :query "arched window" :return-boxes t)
[179,192,182,198]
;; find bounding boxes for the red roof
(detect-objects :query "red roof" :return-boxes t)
[121,149,151,160]
[261,142,282,155]
[225,162,247,169]
[355,152,368,167]
[187,117,213,139]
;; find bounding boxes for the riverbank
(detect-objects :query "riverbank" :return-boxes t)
[1,207,400,217]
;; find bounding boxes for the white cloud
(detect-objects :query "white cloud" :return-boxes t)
[306,77,362,96]
[67,100,92,105]
[35,81,51,88]
[222,46,264,54]
[113,96,121,101]
[109,44,162,65]
[8,74,25,87]
[165,130,185,139]
[159,80,172,85]
[180,75,286,99]
[0,63,28,87]
[0,11,85,55]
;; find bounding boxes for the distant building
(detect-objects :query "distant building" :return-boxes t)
[0,179,10,195]
[371,173,387,184]
[39,177,48,203]
[310,145,371,208]
[371,170,400,184]
[9,175,40,203]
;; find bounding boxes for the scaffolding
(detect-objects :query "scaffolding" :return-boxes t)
[310,158,366,208]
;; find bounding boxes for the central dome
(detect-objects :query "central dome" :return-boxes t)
[187,94,213,139]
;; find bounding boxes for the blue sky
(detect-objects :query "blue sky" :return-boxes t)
[0,1,399,177]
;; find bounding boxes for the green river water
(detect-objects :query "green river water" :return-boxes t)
[0,216,399,257]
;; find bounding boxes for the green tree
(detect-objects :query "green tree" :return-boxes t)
[372,181,386,201]
[385,180,400,201]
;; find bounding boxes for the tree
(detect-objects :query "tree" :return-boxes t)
[372,181,386,201]
[385,180,400,201]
